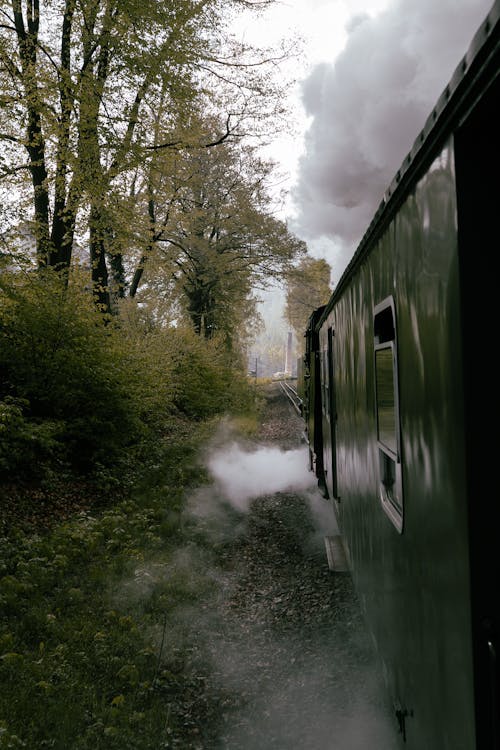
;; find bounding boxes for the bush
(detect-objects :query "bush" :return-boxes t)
[0,270,141,480]
[0,397,64,481]
[0,268,254,487]
[166,327,253,419]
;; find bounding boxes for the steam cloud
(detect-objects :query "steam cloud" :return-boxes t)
[208,443,316,510]
[186,442,325,545]
[293,0,492,278]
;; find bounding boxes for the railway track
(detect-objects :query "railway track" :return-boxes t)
[279,379,302,416]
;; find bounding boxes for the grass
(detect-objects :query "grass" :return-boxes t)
[0,416,230,750]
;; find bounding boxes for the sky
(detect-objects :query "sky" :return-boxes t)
[235,0,493,284]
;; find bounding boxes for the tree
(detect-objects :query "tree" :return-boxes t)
[1,0,298,314]
[129,134,306,349]
[285,256,332,347]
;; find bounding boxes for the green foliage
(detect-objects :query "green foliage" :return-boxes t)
[0,270,142,480]
[0,268,254,486]
[285,256,332,350]
[0,0,296,323]
[0,397,63,481]
[0,441,218,749]
[139,137,306,343]
[0,273,261,746]
[166,327,252,419]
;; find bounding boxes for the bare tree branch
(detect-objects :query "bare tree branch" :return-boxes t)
[148,114,245,152]
[0,162,30,177]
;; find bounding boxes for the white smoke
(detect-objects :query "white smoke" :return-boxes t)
[293,0,493,279]
[208,443,316,511]
[186,439,338,549]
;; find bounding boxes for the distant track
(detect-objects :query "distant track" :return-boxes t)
[279,380,302,416]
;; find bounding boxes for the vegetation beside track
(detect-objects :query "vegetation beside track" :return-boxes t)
[0,408,264,750]
[0,270,265,749]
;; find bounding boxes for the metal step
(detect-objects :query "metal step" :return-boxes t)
[324,534,350,573]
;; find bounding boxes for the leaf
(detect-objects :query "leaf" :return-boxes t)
[0,652,23,663]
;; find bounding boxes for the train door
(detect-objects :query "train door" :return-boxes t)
[455,60,499,750]
[319,325,340,506]
[327,327,339,511]
[305,307,326,484]
[318,342,329,497]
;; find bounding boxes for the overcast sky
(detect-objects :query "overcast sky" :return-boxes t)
[237,0,493,283]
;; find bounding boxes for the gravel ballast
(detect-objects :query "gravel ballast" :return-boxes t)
[167,382,401,749]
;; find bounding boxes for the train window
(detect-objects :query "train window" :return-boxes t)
[374,298,404,533]
[375,346,397,454]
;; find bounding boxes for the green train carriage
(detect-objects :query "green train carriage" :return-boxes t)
[303,3,500,747]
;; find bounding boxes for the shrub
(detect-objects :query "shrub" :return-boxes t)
[0,397,64,481]
[0,268,254,486]
[0,269,141,479]
[165,327,252,419]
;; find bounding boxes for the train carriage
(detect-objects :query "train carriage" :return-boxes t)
[303,3,499,748]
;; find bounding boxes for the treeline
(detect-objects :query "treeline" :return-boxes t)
[0,0,298,488]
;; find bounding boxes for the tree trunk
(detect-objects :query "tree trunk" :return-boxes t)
[109,251,126,302]
[185,282,217,339]
[89,205,111,316]
[12,0,52,266]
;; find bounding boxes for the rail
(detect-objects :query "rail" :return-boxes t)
[279,379,303,416]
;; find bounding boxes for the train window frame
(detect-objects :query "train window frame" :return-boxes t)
[374,297,404,533]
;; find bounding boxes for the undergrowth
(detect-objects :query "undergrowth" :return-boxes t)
[0,267,262,748]
[0,414,258,750]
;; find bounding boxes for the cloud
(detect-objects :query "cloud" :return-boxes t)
[293,0,492,278]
